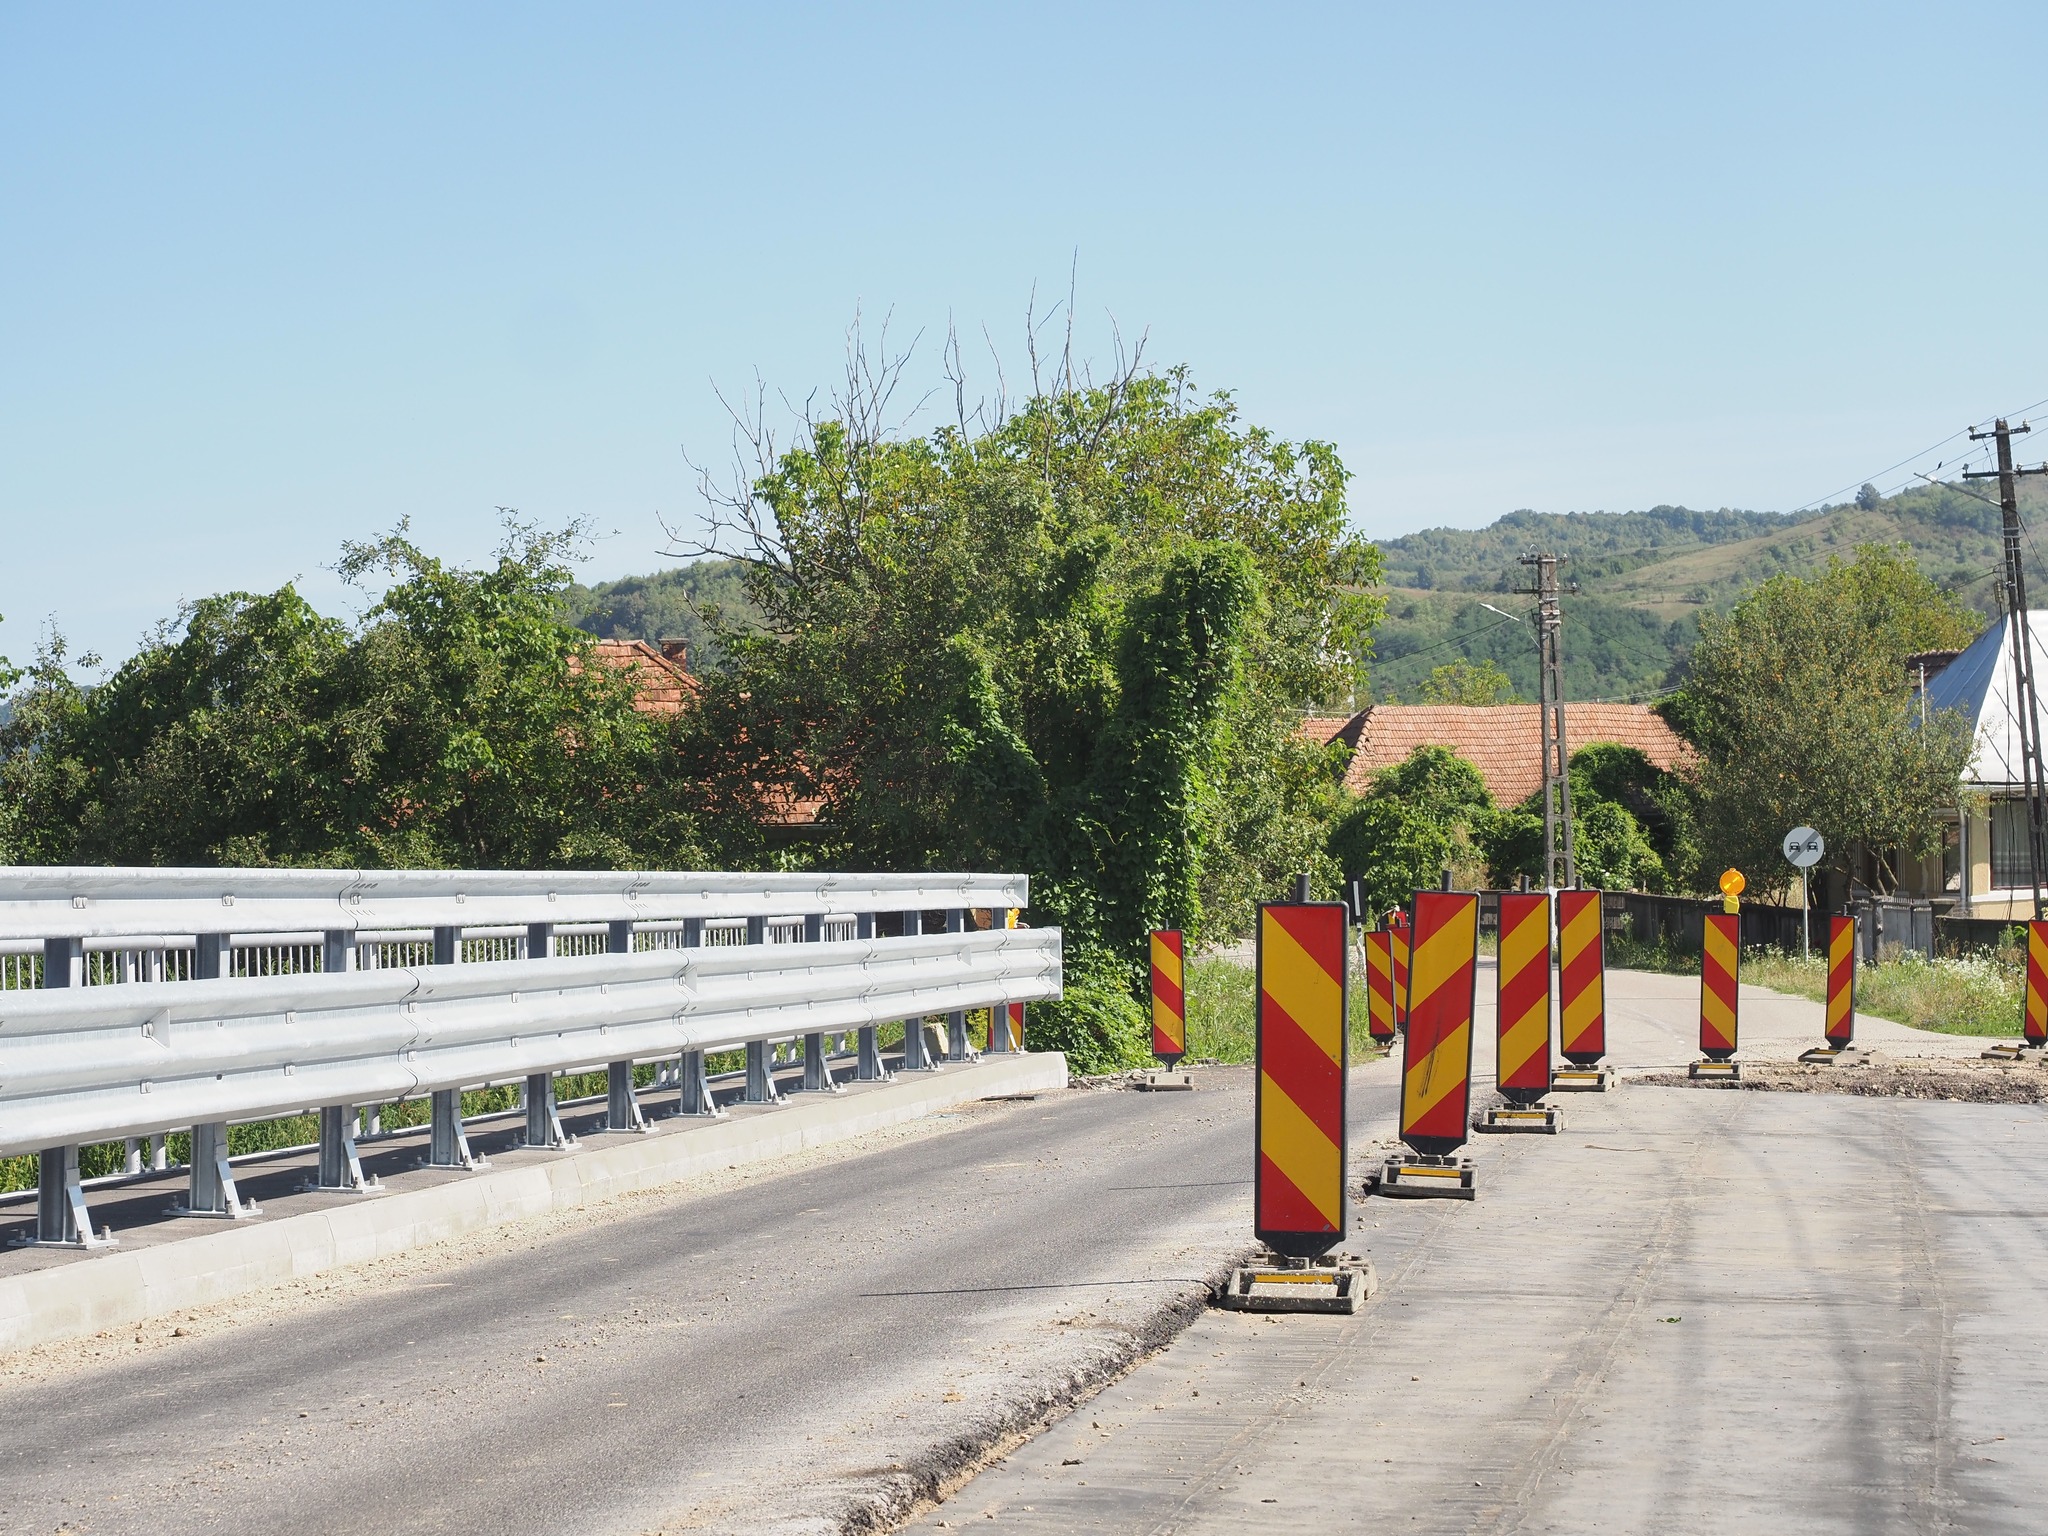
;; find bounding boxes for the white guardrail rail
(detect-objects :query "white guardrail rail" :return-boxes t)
[0,867,1057,1248]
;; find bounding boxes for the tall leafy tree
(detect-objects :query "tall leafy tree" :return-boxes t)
[1667,543,1978,894]
[675,353,1379,1060]
[0,522,692,870]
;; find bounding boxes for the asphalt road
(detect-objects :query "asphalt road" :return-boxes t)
[0,1070,1291,1536]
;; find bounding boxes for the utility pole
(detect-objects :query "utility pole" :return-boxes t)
[1519,552,1577,889]
[1966,419,2048,919]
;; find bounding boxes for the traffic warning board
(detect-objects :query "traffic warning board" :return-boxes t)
[1825,916,1855,1048]
[1557,889,1606,1065]
[1495,892,1552,1104]
[1399,890,1479,1156]
[1364,930,1397,1044]
[1150,929,1187,1066]
[1256,902,1349,1257]
[1699,911,1740,1060]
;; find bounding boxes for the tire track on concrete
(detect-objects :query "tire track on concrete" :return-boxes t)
[1467,1093,1722,1533]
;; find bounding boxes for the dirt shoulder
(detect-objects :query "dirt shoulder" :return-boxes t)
[1638,1054,2048,1104]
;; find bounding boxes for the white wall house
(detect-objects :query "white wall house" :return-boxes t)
[1908,611,2048,918]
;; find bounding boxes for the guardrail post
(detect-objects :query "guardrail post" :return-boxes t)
[605,921,648,1132]
[425,925,482,1169]
[741,914,783,1104]
[194,933,229,980]
[43,936,83,989]
[34,937,112,1247]
[309,930,375,1191]
[984,907,1013,1053]
[798,913,843,1094]
[34,1144,109,1248]
[517,922,574,1148]
[944,908,977,1063]
[674,917,723,1117]
[745,1038,784,1105]
[178,1121,259,1219]
[313,1106,373,1192]
[855,913,891,1081]
[898,910,937,1073]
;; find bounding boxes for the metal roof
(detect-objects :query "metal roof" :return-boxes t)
[1921,611,2048,791]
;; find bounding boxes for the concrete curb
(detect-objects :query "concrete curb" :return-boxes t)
[0,1052,1068,1356]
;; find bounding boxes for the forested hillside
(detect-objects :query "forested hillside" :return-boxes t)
[559,559,762,669]
[1370,479,2046,701]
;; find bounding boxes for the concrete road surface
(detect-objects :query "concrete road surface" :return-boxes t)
[899,964,2048,1534]
[2,962,2037,1535]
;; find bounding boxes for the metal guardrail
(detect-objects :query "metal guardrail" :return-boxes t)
[0,867,1029,942]
[0,867,1054,1249]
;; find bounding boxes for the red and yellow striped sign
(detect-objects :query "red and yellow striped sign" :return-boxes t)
[1699,912,1739,1059]
[1150,929,1187,1064]
[2027,922,2048,1046]
[1496,892,1552,1101]
[1557,889,1606,1064]
[1400,890,1479,1155]
[1256,903,1348,1255]
[1825,916,1855,1047]
[1364,930,1397,1042]
[992,1001,1024,1052]
[1390,916,1411,1026]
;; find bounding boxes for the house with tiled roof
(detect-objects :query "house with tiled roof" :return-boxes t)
[578,638,699,715]
[1303,703,1692,804]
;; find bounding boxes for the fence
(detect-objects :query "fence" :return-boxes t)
[0,866,1055,1248]
[1604,889,2021,962]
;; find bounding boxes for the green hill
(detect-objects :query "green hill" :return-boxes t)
[560,558,762,670]
[1369,479,2044,702]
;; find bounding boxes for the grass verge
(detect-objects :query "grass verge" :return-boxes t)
[1184,954,1386,1065]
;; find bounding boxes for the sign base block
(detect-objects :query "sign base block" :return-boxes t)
[1550,1066,1612,1092]
[1134,1073,1195,1092]
[1980,1040,2039,1061]
[1798,1045,1866,1065]
[1688,1059,1741,1083]
[1216,1253,1375,1315]
[1475,1105,1560,1134]
[1371,1154,1476,1200]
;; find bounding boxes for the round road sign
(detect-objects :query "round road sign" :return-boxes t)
[1719,867,1747,898]
[1782,827,1825,869]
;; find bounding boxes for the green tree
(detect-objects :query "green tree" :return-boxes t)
[0,522,694,870]
[1416,657,1516,705]
[1328,745,1494,915]
[1667,543,1978,894]
[675,355,1379,1066]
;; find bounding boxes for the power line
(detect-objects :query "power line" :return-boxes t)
[1369,612,1525,674]
[1794,392,2048,515]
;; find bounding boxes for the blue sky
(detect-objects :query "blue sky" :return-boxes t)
[6,3,2048,665]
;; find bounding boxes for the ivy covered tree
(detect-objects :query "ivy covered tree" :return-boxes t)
[673,342,1379,1066]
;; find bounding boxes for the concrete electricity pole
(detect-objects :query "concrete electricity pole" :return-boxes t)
[1519,552,1577,890]
[1966,419,2048,919]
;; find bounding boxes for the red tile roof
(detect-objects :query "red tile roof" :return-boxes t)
[579,639,698,716]
[1303,703,1692,804]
